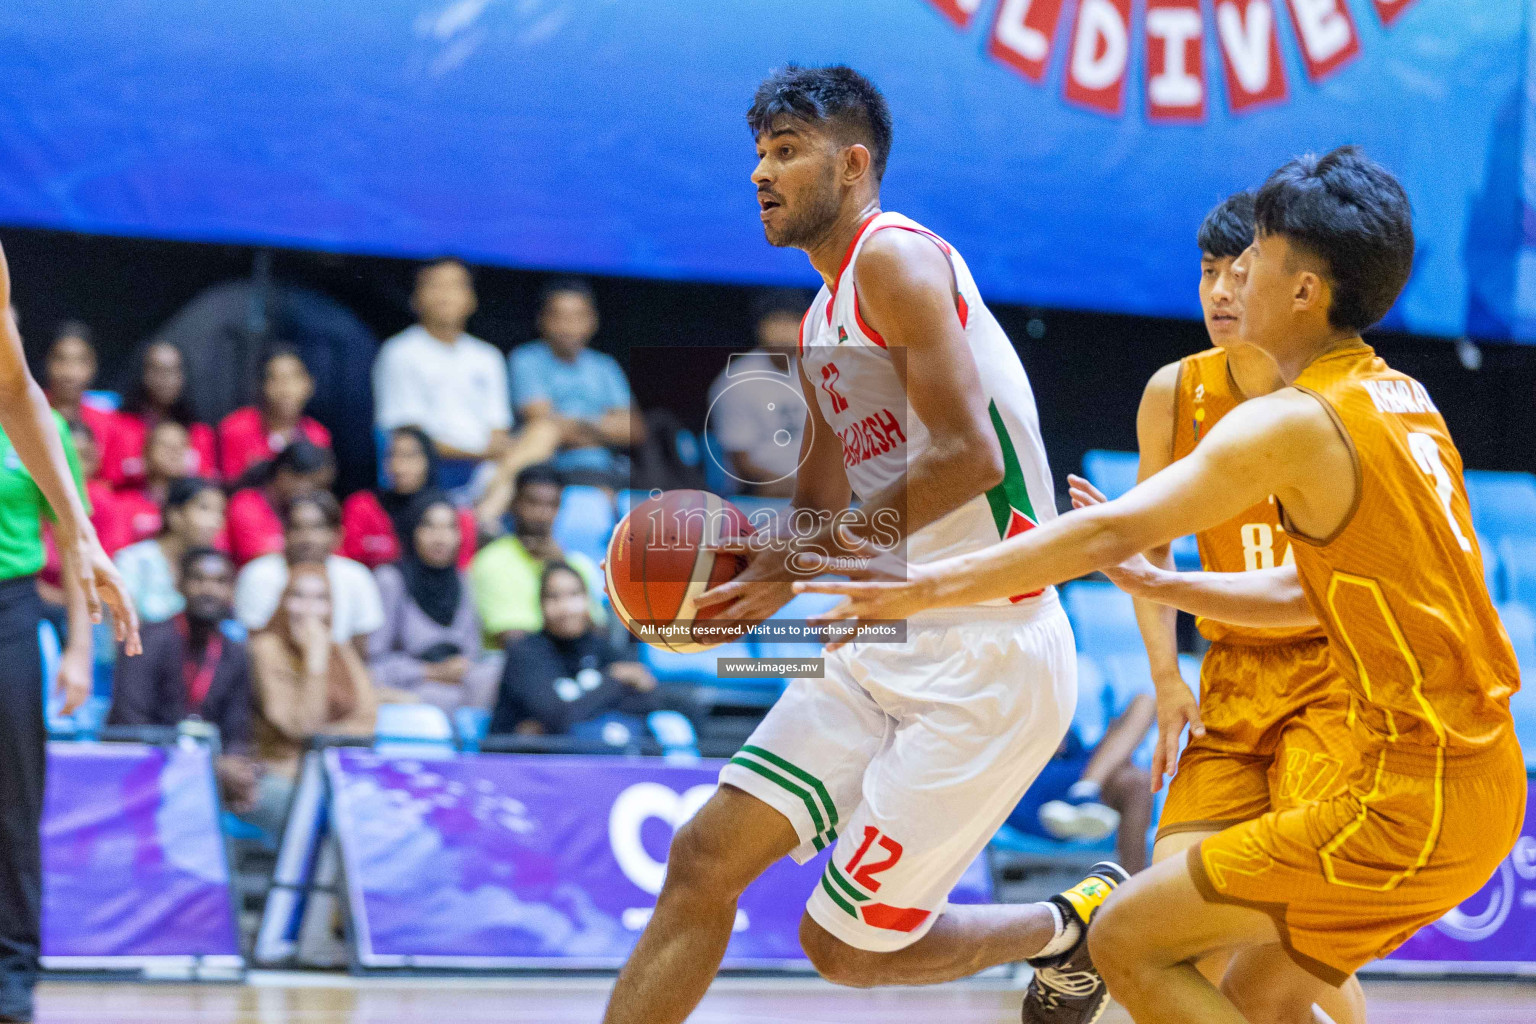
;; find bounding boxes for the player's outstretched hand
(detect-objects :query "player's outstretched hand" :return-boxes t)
[61,525,142,655]
[1150,680,1205,793]
[793,566,936,651]
[1067,474,1163,594]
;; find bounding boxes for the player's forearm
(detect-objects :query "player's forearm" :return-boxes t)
[1119,563,1318,628]
[1131,544,1183,681]
[62,571,93,660]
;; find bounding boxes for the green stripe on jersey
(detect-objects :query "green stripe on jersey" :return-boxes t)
[983,399,1037,539]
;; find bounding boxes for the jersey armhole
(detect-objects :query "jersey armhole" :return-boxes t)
[1277,385,1363,548]
[853,226,969,350]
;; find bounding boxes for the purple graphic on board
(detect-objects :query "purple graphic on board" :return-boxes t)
[41,742,240,959]
[1384,779,1536,969]
[326,750,992,967]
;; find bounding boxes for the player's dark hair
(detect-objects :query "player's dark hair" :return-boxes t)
[1197,192,1256,260]
[747,65,894,182]
[540,277,595,311]
[540,560,586,597]
[122,340,199,425]
[159,477,223,537]
[282,490,342,531]
[51,320,94,351]
[515,462,564,493]
[1254,146,1414,333]
[180,545,232,579]
[271,437,335,478]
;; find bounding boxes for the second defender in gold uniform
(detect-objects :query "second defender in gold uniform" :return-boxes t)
[800,147,1525,1023]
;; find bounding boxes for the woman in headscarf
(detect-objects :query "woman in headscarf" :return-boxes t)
[367,494,501,714]
[248,565,377,829]
[340,425,477,569]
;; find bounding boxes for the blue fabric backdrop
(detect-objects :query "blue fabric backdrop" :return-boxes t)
[0,1,1526,338]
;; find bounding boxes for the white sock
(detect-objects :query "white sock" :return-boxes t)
[1067,779,1102,801]
[1033,901,1082,959]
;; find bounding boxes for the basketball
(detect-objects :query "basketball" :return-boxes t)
[604,489,754,653]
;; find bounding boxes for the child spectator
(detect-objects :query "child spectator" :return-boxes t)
[217,347,332,483]
[508,279,641,489]
[108,340,216,488]
[234,492,383,655]
[115,420,192,544]
[114,478,227,624]
[249,565,377,829]
[340,426,477,570]
[368,495,501,714]
[225,439,334,566]
[487,562,656,737]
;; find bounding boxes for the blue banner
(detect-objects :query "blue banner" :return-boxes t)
[0,2,1525,338]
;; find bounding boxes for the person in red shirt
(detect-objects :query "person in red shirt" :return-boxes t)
[43,322,125,473]
[226,438,334,566]
[117,420,195,544]
[217,347,332,484]
[106,340,216,488]
[340,426,477,570]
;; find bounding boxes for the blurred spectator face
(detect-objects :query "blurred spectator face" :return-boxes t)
[142,342,187,410]
[414,502,461,569]
[511,480,562,541]
[757,310,801,354]
[412,260,476,334]
[182,552,235,625]
[282,571,332,628]
[539,289,598,357]
[385,430,430,494]
[272,465,331,507]
[284,501,338,565]
[263,352,314,422]
[46,334,96,403]
[68,422,100,480]
[166,487,227,548]
[145,420,191,481]
[540,566,591,640]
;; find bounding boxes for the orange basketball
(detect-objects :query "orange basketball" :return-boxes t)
[604,490,754,653]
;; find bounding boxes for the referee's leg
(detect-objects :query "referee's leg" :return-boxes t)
[0,578,46,1022]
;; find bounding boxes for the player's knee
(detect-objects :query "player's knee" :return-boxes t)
[663,816,744,899]
[1086,890,1140,986]
[799,916,884,988]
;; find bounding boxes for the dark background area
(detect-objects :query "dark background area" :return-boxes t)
[6,226,1534,502]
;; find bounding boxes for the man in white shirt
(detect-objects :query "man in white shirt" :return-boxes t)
[234,492,384,657]
[705,290,809,497]
[373,259,511,488]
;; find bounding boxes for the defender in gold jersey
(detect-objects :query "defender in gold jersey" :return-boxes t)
[798,147,1524,1023]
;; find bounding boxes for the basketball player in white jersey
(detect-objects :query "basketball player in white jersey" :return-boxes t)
[602,66,1124,1024]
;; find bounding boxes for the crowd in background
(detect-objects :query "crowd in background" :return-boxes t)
[30,259,810,840]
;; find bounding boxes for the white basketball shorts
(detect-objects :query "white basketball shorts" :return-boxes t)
[717,596,1076,952]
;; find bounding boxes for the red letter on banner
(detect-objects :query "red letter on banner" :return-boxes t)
[1064,0,1132,116]
[925,0,983,29]
[1286,0,1360,80]
[988,0,1068,84]
[1371,0,1417,26]
[1146,0,1205,122]
[1214,1,1288,113]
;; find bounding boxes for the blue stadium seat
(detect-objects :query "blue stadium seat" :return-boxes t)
[1497,539,1536,608]
[1499,605,1536,767]
[1479,534,1503,602]
[453,706,492,751]
[615,489,649,519]
[553,485,617,567]
[375,703,455,756]
[1082,449,1139,500]
[1062,581,1143,657]
[1465,471,1536,542]
[1170,535,1201,571]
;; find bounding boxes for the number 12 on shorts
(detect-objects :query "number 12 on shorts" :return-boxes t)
[844,826,903,892]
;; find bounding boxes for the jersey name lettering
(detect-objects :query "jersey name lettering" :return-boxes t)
[837,408,906,469]
[1362,378,1438,415]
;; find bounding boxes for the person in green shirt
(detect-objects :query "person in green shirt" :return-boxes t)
[0,239,139,1023]
[469,464,603,649]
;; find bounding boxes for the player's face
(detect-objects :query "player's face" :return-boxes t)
[752,122,841,250]
[1232,232,1300,354]
[1198,254,1243,347]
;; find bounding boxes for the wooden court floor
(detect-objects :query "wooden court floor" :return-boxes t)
[33,973,1536,1023]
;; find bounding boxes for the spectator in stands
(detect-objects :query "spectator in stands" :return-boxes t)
[508,278,641,489]
[706,289,808,497]
[470,464,603,647]
[108,340,216,488]
[114,478,227,624]
[114,420,192,544]
[373,259,511,489]
[488,562,655,737]
[225,439,334,566]
[65,419,128,554]
[1004,693,1155,873]
[250,565,378,823]
[340,426,477,570]
[105,548,261,820]
[368,495,501,714]
[217,347,332,484]
[43,323,123,477]
[235,492,383,656]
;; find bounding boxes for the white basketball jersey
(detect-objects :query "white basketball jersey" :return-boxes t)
[799,211,1057,609]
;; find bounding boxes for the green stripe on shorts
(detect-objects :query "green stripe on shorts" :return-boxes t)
[728,754,827,837]
[826,861,870,904]
[819,873,858,918]
[739,745,839,828]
